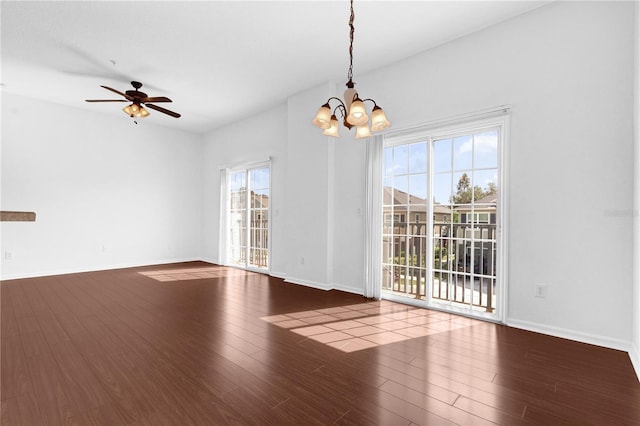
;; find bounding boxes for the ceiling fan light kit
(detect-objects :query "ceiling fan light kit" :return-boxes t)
[85,80,181,120]
[312,0,390,139]
[123,103,149,118]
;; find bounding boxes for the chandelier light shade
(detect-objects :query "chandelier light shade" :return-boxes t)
[346,96,368,126]
[322,115,340,137]
[312,103,332,129]
[312,0,390,138]
[355,124,373,139]
[371,105,391,131]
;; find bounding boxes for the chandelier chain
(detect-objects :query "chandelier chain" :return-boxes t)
[347,0,355,83]
[312,0,390,136]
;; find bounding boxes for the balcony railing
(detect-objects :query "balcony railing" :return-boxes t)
[382,221,496,312]
[230,219,269,269]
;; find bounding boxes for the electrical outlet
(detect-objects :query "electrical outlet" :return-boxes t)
[4,251,12,260]
[300,256,305,265]
[535,284,547,298]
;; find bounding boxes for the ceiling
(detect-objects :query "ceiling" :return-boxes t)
[1,1,551,135]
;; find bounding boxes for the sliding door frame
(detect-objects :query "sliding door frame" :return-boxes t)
[222,159,272,273]
[379,109,509,323]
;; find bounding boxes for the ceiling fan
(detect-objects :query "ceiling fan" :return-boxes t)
[85,81,181,119]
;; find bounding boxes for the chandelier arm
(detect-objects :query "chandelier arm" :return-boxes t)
[326,96,346,106]
[332,104,347,118]
[360,98,379,106]
[324,97,348,118]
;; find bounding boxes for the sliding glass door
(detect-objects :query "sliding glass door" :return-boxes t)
[228,165,270,271]
[381,117,505,320]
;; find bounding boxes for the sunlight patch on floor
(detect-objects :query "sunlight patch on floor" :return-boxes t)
[261,301,479,352]
[139,266,252,282]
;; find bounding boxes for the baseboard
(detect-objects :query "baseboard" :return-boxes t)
[507,318,632,353]
[281,277,364,296]
[0,257,203,281]
[630,342,640,383]
[284,276,332,291]
[269,270,287,280]
[332,282,364,296]
[198,257,219,266]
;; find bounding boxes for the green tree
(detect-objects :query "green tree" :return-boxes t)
[451,173,487,204]
[485,181,497,196]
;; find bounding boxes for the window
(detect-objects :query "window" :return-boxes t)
[466,212,490,223]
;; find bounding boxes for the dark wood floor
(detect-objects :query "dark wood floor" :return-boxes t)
[1,262,639,425]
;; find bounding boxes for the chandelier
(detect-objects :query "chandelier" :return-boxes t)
[312,0,391,138]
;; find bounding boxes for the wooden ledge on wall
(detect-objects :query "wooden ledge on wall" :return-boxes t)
[1,211,36,222]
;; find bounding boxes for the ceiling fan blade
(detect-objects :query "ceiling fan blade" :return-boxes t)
[101,85,133,101]
[145,103,181,118]
[141,96,172,103]
[85,99,128,102]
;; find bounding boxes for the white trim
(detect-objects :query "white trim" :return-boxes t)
[284,276,374,295]
[383,105,511,142]
[219,156,272,171]
[385,114,510,148]
[497,114,510,324]
[332,282,364,296]
[268,164,273,275]
[219,168,230,266]
[269,270,287,280]
[630,343,640,383]
[200,256,219,265]
[0,257,203,281]
[284,276,332,291]
[507,318,632,353]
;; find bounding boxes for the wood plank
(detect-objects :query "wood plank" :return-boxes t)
[1,392,44,426]
[1,290,20,338]
[76,402,135,426]
[19,327,52,359]
[1,334,33,399]
[49,341,112,413]
[35,310,71,347]
[26,355,81,425]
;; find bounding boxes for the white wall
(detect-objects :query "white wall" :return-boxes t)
[331,132,366,294]
[632,0,640,379]
[282,84,333,288]
[202,1,636,354]
[1,93,203,279]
